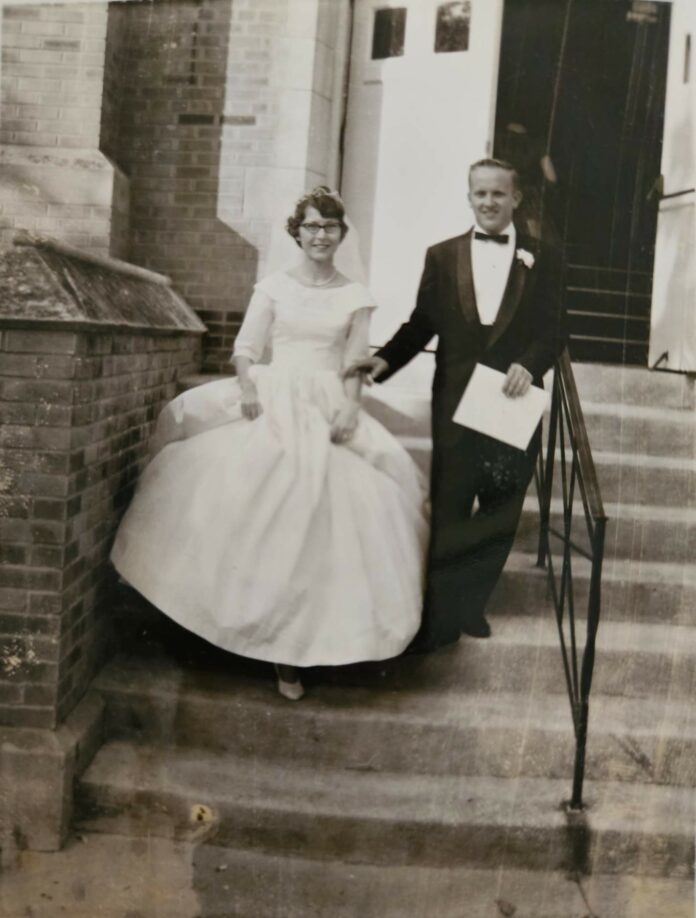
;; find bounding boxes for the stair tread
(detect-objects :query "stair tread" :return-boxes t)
[96,653,696,739]
[580,400,696,423]
[401,435,696,471]
[587,449,696,472]
[368,390,696,423]
[100,610,696,686]
[505,549,696,586]
[449,613,696,657]
[81,738,695,838]
[520,495,696,524]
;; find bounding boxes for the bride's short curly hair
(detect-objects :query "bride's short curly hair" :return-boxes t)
[286,186,349,246]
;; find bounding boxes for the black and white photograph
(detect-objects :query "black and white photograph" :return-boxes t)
[0,0,694,915]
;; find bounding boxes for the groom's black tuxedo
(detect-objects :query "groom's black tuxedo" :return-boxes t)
[376,229,566,648]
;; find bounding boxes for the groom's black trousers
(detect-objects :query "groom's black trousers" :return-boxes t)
[412,423,540,651]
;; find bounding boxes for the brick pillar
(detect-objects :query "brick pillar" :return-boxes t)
[0,241,203,849]
[103,0,257,374]
[0,2,129,257]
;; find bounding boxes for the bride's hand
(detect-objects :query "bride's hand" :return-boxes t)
[240,381,263,420]
[330,401,359,444]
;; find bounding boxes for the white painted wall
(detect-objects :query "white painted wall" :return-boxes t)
[342,0,504,347]
[650,0,696,372]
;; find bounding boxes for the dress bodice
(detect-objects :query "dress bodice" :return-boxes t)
[232,273,376,373]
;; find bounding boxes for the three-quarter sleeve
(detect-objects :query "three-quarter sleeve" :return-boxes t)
[343,306,375,368]
[231,288,275,362]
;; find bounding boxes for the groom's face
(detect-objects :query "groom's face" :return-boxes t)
[468,166,521,235]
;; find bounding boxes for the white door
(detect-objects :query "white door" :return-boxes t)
[342,0,504,349]
[649,0,696,371]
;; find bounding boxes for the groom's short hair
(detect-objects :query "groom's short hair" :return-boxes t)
[469,158,520,191]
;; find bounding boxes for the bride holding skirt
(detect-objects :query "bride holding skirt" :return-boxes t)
[111,187,428,696]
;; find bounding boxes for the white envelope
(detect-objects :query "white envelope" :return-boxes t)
[452,363,549,450]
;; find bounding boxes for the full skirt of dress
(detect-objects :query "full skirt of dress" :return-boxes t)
[111,370,429,666]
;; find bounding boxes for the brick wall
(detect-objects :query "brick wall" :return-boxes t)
[0,325,201,728]
[107,0,258,374]
[99,0,129,174]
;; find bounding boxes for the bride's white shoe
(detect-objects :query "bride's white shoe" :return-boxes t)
[274,664,305,701]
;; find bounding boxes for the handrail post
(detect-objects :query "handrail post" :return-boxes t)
[569,517,606,809]
[536,369,560,568]
[534,350,607,812]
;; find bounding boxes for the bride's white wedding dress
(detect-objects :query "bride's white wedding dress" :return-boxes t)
[111,272,428,666]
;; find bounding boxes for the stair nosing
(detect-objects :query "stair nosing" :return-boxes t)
[505,549,696,586]
[95,665,696,740]
[521,495,696,524]
[80,739,696,838]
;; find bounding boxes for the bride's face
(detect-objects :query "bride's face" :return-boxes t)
[298,205,343,264]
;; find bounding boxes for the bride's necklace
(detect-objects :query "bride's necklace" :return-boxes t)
[300,267,338,288]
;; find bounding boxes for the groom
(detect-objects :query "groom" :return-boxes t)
[346,158,566,650]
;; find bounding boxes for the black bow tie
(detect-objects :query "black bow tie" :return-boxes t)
[474,231,509,244]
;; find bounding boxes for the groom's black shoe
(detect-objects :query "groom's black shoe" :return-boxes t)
[403,633,460,655]
[461,617,492,639]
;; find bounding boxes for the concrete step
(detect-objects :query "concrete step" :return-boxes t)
[95,654,696,788]
[186,845,696,918]
[375,358,696,412]
[572,363,695,411]
[107,606,696,703]
[364,390,696,458]
[400,436,695,510]
[515,497,696,565]
[571,401,696,459]
[569,450,695,508]
[76,739,695,878]
[491,551,696,627]
[325,614,696,701]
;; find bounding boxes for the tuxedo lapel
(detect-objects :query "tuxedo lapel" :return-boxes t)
[455,230,479,325]
[487,250,528,349]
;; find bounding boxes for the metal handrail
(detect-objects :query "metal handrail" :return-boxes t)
[535,347,608,810]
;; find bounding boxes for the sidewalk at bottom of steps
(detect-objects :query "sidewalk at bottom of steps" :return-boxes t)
[77,740,695,878]
[2,832,693,918]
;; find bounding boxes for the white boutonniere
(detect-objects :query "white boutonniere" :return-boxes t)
[516,248,535,269]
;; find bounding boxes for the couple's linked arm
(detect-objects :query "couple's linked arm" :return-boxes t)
[345,249,438,383]
[346,243,567,393]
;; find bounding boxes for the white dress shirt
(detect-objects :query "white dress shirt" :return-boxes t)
[471,223,516,325]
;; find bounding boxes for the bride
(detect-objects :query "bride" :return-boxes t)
[111,187,428,700]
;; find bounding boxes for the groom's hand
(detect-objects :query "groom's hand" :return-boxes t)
[503,363,533,398]
[343,356,389,385]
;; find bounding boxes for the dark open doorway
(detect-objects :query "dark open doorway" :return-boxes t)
[494,0,671,365]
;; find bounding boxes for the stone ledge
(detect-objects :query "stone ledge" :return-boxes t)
[14,232,170,286]
[0,244,206,334]
[0,691,103,852]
